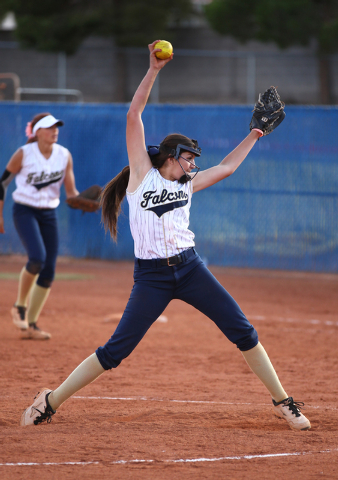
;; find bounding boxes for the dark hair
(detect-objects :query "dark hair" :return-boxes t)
[26,112,52,144]
[101,133,196,241]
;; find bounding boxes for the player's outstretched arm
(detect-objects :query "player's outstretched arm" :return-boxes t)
[192,86,285,193]
[192,130,261,193]
[127,40,173,192]
[63,152,79,199]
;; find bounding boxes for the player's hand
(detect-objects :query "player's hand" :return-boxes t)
[0,216,5,234]
[149,40,173,71]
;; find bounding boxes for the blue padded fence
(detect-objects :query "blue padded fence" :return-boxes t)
[0,102,337,272]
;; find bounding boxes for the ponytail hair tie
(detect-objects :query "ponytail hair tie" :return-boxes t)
[25,122,35,139]
[147,145,160,157]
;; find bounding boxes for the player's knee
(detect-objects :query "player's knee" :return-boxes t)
[95,346,122,370]
[237,329,259,352]
[36,277,53,288]
[26,260,45,275]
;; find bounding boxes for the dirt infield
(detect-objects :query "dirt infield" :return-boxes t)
[0,255,337,480]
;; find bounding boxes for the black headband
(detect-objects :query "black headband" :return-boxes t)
[147,141,202,159]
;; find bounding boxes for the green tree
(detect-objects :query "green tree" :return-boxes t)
[0,0,193,54]
[0,1,104,55]
[204,0,338,104]
[0,0,193,100]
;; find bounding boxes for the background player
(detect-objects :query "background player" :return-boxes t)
[0,113,79,339]
[20,41,310,431]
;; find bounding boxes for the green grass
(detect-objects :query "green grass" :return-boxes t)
[0,272,94,281]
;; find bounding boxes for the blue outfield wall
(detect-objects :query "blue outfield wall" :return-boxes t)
[0,102,337,272]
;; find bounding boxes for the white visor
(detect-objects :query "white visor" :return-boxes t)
[32,115,64,135]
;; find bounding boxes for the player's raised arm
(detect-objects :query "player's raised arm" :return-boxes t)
[126,40,173,192]
[192,130,262,193]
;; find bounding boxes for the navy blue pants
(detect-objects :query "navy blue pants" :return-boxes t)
[96,248,258,370]
[13,202,59,288]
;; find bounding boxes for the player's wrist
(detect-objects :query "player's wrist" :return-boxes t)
[252,128,263,138]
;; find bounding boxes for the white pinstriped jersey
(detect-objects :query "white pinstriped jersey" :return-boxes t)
[126,167,195,259]
[12,142,69,209]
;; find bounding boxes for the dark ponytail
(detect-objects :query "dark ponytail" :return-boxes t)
[101,166,130,241]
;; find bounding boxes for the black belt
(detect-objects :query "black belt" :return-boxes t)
[136,247,196,268]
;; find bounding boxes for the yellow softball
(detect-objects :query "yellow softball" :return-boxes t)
[154,40,173,59]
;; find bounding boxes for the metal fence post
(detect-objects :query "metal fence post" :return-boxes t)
[246,55,256,105]
[150,74,160,103]
[58,52,67,101]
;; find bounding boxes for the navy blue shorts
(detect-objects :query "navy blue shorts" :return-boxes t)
[96,248,258,370]
[13,202,59,288]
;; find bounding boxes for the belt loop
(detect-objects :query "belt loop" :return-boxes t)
[137,258,140,267]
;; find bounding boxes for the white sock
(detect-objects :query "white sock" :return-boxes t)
[16,267,37,306]
[241,342,288,402]
[48,353,105,410]
[27,284,51,325]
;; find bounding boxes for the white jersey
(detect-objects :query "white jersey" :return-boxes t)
[12,142,69,209]
[126,167,195,259]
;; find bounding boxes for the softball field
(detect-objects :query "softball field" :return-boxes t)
[0,255,337,479]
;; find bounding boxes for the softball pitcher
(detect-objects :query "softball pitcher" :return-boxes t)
[0,113,79,339]
[20,41,310,431]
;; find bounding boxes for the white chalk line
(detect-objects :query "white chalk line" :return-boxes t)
[247,315,338,327]
[73,395,255,405]
[1,449,337,467]
[72,395,337,410]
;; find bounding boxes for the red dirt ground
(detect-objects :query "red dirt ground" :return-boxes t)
[0,255,337,480]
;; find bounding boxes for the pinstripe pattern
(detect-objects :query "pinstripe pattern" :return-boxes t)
[12,143,69,209]
[126,168,195,259]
